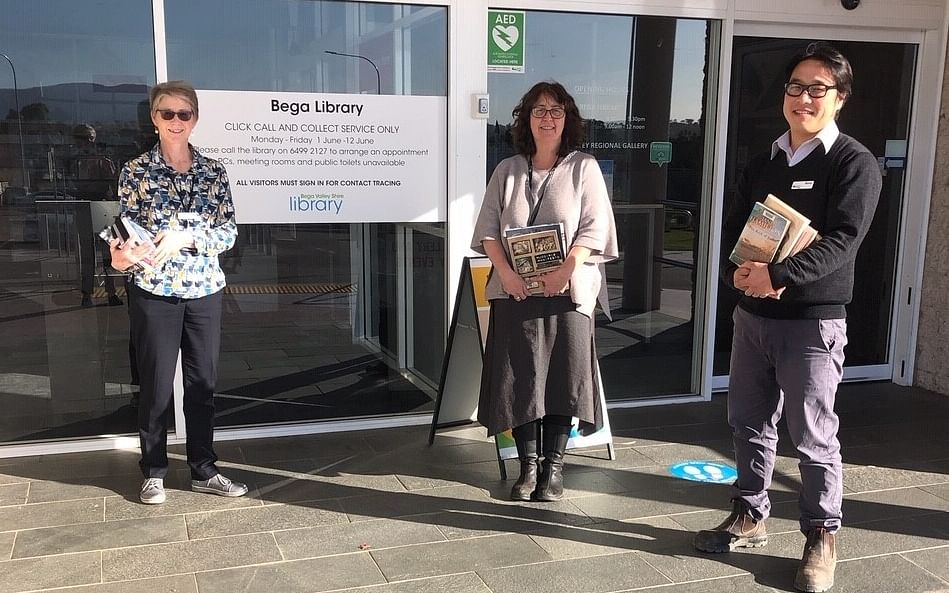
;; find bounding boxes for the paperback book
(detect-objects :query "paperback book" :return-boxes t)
[729,194,819,266]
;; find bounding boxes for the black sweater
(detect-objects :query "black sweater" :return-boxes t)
[721,133,882,319]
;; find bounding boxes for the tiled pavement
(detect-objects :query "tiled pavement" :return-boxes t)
[0,382,947,593]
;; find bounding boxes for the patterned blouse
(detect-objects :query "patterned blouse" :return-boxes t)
[116,143,237,299]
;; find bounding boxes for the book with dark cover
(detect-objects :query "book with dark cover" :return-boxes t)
[503,222,567,295]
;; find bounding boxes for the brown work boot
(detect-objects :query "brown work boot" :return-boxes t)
[794,528,836,592]
[693,500,768,553]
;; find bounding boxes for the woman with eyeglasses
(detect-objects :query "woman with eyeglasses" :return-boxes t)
[471,81,617,502]
[108,80,247,505]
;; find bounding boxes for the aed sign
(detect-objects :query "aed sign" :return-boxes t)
[488,10,525,73]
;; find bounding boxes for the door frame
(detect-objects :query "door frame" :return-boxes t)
[708,21,941,392]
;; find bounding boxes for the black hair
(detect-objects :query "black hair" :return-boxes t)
[785,41,853,99]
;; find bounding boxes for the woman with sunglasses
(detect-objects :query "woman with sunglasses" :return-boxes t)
[108,80,246,505]
[471,81,617,502]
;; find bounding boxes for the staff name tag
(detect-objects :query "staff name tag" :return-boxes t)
[791,180,815,190]
[177,213,202,222]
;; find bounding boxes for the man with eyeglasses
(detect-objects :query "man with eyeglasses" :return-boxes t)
[693,42,882,593]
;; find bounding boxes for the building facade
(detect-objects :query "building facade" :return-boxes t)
[0,0,946,456]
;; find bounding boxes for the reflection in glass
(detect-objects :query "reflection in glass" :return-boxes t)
[487,12,717,400]
[715,38,915,375]
[166,0,448,427]
[0,0,156,443]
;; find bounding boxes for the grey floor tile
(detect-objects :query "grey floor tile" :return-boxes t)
[823,554,949,593]
[430,498,594,540]
[237,435,374,464]
[275,516,445,561]
[0,450,142,482]
[27,474,148,503]
[32,574,199,593]
[253,472,406,505]
[843,486,949,524]
[562,445,657,471]
[841,515,949,558]
[102,532,282,581]
[922,482,949,502]
[634,529,805,584]
[632,439,736,465]
[569,477,733,523]
[901,546,949,583]
[614,573,786,593]
[371,533,551,581]
[477,551,670,593]
[0,483,28,507]
[337,484,494,522]
[13,515,188,558]
[186,501,347,539]
[104,488,262,521]
[528,516,692,560]
[0,498,104,532]
[194,553,384,593]
[325,572,491,593]
[0,552,101,593]
[842,464,949,493]
[0,532,13,561]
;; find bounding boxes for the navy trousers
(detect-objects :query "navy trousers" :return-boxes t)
[129,285,223,480]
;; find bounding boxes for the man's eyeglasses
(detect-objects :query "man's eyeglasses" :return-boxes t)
[784,82,837,98]
[530,106,566,119]
[155,109,194,122]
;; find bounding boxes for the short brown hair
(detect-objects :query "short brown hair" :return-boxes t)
[149,80,199,118]
[511,81,585,157]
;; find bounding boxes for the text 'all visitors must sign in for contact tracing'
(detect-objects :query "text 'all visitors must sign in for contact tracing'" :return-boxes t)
[190,90,447,224]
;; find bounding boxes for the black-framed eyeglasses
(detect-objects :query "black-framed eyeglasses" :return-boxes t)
[784,82,837,98]
[155,109,194,122]
[530,106,566,119]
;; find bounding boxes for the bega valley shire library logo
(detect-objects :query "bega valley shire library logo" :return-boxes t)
[289,193,344,215]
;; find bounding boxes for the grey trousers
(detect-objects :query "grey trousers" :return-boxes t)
[727,306,847,533]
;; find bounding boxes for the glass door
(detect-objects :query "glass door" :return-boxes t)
[485,8,721,400]
[713,35,917,382]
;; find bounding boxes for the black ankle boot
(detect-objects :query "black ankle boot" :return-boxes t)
[534,421,570,502]
[510,421,540,501]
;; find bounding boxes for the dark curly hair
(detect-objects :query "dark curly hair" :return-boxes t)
[511,81,585,157]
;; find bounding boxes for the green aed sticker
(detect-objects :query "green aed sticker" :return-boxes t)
[487,10,525,73]
[650,141,672,166]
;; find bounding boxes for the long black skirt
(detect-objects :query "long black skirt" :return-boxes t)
[477,296,603,436]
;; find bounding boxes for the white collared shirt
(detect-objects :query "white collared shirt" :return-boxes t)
[771,121,840,167]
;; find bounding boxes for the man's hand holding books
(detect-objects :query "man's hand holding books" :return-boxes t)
[734,262,785,300]
[152,230,195,265]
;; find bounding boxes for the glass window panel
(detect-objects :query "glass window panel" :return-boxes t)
[487,11,718,400]
[714,38,915,375]
[165,0,447,427]
[0,0,156,444]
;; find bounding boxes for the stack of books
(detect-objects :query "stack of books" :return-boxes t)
[100,216,158,272]
[729,194,819,266]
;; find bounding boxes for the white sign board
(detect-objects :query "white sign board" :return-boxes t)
[190,90,447,224]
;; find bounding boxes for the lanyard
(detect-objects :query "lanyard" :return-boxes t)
[526,154,562,225]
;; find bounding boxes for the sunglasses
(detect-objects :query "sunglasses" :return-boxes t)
[155,109,194,122]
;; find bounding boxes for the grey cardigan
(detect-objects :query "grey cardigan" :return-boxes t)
[471,151,618,317]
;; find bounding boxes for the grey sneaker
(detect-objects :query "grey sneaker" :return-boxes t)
[191,474,248,497]
[140,478,166,504]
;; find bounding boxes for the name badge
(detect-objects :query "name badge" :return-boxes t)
[791,180,815,190]
[177,213,202,222]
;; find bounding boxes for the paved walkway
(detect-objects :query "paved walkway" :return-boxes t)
[0,381,947,593]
